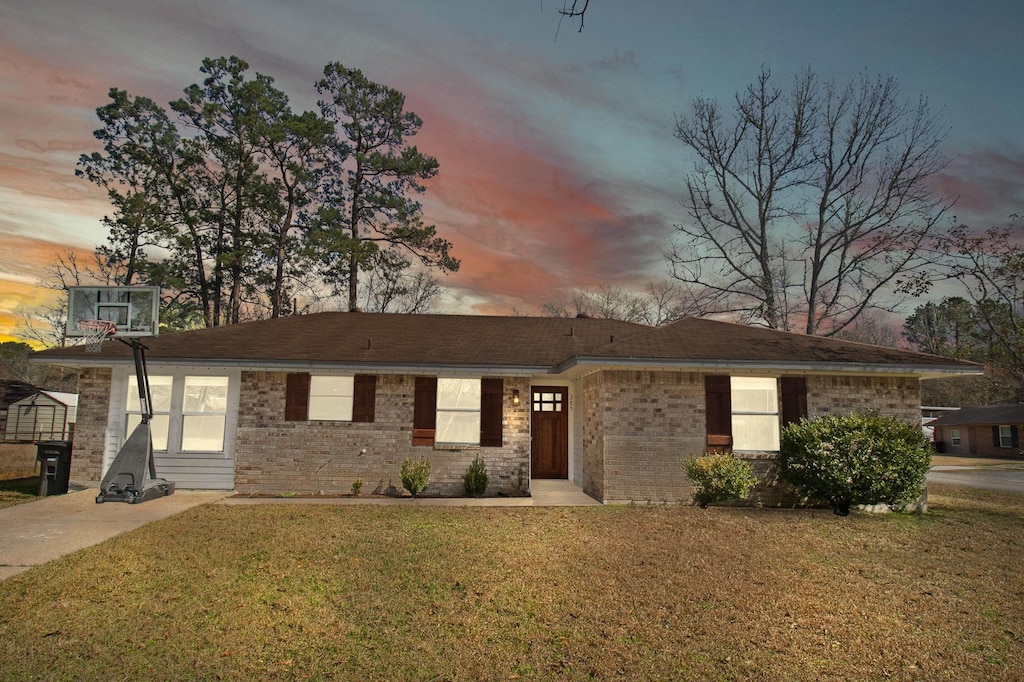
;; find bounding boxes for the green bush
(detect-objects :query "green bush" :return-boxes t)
[778,413,932,516]
[463,455,488,497]
[351,478,362,496]
[400,457,431,497]
[683,453,757,508]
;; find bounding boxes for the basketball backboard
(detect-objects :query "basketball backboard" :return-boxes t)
[67,286,160,338]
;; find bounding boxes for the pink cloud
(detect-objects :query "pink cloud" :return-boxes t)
[932,147,1024,226]
[406,77,669,313]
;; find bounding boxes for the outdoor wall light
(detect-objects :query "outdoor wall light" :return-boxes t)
[512,389,520,406]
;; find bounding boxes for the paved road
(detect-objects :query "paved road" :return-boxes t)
[927,465,1024,495]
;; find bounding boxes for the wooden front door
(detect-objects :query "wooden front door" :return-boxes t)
[531,386,568,479]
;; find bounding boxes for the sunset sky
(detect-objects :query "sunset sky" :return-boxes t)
[2,1,1023,343]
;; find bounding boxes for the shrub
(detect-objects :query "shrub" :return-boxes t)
[400,457,431,497]
[351,478,362,496]
[463,456,488,497]
[778,413,932,516]
[683,453,757,508]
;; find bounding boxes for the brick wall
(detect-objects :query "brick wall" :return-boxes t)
[581,370,705,503]
[71,367,111,484]
[235,372,530,496]
[807,375,920,424]
[934,424,1023,458]
[581,371,922,505]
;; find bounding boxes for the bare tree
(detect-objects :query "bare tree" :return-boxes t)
[542,281,718,325]
[932,219,1024,396]
[555,0,590,34]
[15,249,121,348]
[358,251,443,314]
[831,310,903,348]
[670,68,950,336]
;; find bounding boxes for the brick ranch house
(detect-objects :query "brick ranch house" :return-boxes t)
[33,314,979,503]
[929,404,1023,458]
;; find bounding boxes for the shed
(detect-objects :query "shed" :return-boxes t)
[3,391,79,442]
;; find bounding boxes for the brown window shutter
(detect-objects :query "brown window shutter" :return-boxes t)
[285,373,310,421]
[413,376,437,445]
[992,425,1000,447]
[352,375,377,423]
[1012,426,1019,448]
[780,376,808,427]
[705,375,732,452]
[480,378,503,447]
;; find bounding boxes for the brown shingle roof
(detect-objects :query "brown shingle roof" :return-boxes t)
[33,313,980,374]
[576,317,975,369]
[929,404,1024,427]
[34,313,646,369]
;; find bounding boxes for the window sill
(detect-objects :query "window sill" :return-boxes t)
[433,444,480,452]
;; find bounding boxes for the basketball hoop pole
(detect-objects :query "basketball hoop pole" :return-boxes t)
[122,337,158,481]
[96,336,173,503]
[125,338,154,421]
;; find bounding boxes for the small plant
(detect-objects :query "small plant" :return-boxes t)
[400,457,431,497]
[778,413,932,515]
[683,453,757,508]
[463,456,488,497]
[351,478,363,496]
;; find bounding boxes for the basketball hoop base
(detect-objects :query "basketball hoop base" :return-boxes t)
[95,421,175,504]
[96,480,175,504]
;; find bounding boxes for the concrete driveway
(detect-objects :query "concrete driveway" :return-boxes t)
[0,488,230,581]
[927,464,1024,495]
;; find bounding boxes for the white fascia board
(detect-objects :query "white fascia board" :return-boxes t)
[558,356,984,378]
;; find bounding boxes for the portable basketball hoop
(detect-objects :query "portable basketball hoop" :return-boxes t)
[76,319,118,353]
[64,286,174,504]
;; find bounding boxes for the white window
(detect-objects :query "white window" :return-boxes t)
[308,376,354,421]
[731,377,780,451]
[125,374,230,453]
[436,378,481,445]
[126,375,173,451]
[181,376,228,452]
[951,429,961,446]
[999,425,1012,448]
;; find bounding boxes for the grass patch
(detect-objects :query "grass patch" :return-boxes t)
[1,486,1022,680]
[0,476,38,510]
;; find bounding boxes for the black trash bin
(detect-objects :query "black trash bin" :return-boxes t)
[36,441,73,496]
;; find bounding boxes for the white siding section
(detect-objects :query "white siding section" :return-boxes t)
[106,365,239,490]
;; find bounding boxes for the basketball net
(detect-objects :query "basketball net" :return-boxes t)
[76,319,118,353]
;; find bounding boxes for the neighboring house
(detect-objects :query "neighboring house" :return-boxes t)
[929,404,1024,458]
[32,314,979,503]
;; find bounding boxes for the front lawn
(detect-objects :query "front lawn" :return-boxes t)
[1,484,1021,680]
[0,476,39,510]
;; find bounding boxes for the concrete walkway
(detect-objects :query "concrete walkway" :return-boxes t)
[0,480,598,581]
[0,488,231,581]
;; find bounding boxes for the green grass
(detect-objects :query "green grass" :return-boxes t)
[0,476,38,510]
[0,484,1021,680]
